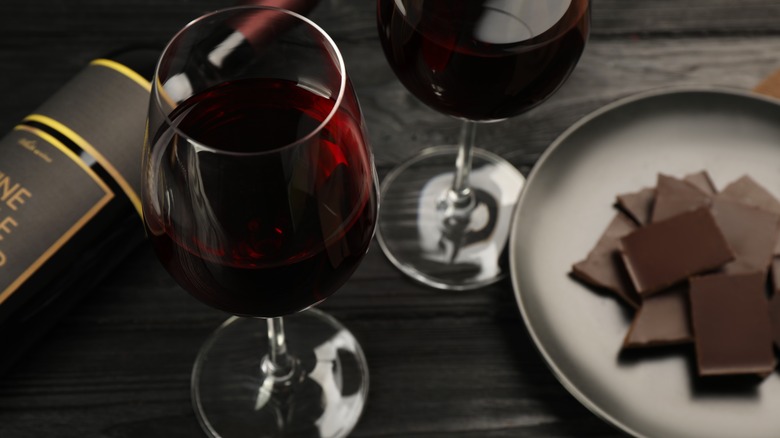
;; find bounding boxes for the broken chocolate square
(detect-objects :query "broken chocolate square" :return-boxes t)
[717,175,780,258]
[710,198,780,274]
[772,257,780,295]
[620,207,733,295]
[689,272,775,377]
[719,175,780,215]
[616,187,654,226]
[572,212,640,308]
[769,290,780,351]
[651,174,711,223]
[622,285,692,348]
[683,170,717,196]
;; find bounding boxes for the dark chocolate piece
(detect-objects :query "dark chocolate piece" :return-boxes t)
[622,285,692,348]
[710,198,780,274]
[616,187,654,226]
[718,175,780,255]
[651,174,711,223]
[620,207,733,295]
[769,287,780,350]
[689,272,775,377]
[772,257,780,295]
[683,170,717,196]
[719,175,780,215]
[718,175,780,256]
[572,213,640,308]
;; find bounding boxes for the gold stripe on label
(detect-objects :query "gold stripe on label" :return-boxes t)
[22,114,142,217]
[0,126,114,306]
[90,58,152,92]
[155,75,178,111]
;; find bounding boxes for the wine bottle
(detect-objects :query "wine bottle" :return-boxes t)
[0,0,322,375]
[0,47,158,374]
[162,0,322,102]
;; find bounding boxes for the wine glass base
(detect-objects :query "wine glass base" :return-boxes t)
[376,145,525,291]
[192,309,368,438]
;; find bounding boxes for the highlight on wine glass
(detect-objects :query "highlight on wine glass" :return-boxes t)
[142,6,378,438]
[376,0,591,290]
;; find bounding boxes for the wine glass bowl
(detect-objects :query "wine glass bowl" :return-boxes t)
[378,0,591,122]
[144,75,376,317]
[142,6,377,437]
[376,0,590,290]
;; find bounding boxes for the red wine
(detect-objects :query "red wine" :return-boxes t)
[377,0,590,121]
[144,78,377,317]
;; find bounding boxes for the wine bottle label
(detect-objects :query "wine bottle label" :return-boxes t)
[0,58,151,309]
[0,126,114,305]
[24,58,151,215]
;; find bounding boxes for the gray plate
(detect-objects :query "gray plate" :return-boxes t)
[509,88,780,438]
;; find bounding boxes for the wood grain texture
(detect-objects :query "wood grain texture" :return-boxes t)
[0,0,779,436]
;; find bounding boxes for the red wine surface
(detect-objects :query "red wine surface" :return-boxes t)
[377,0,590,121]
[144,78,376,317]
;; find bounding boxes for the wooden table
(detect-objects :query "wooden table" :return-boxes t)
[1,1,778,436]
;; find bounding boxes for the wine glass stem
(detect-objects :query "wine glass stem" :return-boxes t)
[447,120,477,210]
[265,317,295,380]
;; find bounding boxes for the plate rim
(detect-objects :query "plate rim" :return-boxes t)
[508,85,780,438]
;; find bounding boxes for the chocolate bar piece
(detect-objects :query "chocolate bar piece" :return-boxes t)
[710,198,780,274]
[572,213,640,308]
[616,187,654,226]
[689,272,775,377]
[620,207,733,295]
[771,258,780,350]
[622,285,692,348]
[769,287,780,350]
[772,257,780,294]
[717,175,780,256]
[651,174,711,223]
[683,170,717,196]
[719,175,780,215]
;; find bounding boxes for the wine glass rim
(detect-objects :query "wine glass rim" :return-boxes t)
[152,5,348,157]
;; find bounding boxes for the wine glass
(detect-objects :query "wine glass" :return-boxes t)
[142,7,378,437]
[376,0,590,290]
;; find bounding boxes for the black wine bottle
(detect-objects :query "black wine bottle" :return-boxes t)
[161,0,322,102]
[0,47,158,374]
